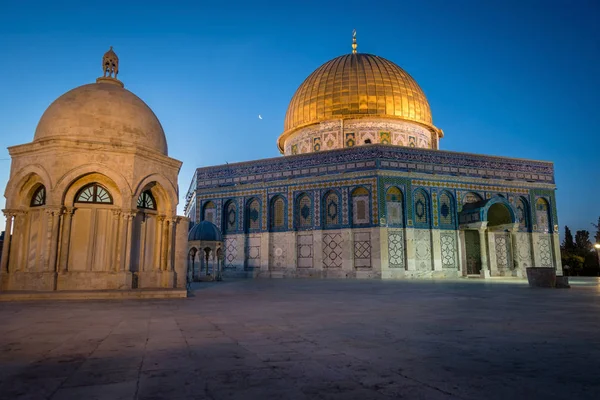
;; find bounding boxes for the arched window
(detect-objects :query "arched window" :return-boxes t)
[137,190,156,210]
[323,191,340,228]
[351,187,370,226]
[386,187,403,227]
[246,198,261,231]
[536,198,551,233]
[75,183,113,204]
[202,201,216,223]
[270,196,286,231]
[296,193,312,229]
[30,185,46,207]
[463,192,483,204]
[516,197,530,231]
[413,189,430,228]
[439,191,455,228]
[224,200,237,233]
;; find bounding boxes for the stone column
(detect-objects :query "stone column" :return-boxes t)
[112,210,122,272]
[479,225,490,278]
[58,208,75,272]
[46,207,63,273]
[159,216,168,271]
[123,211,136,272]
[155,215,165,271]
[509,223,522,278]
[166,217,176,271]
[0,211,15,274]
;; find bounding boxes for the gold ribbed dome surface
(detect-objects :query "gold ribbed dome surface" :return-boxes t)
[283,53,433,134]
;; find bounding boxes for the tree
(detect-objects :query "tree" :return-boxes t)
[592,216,600,245]
[574,230,592,254]
[562,226,575,252]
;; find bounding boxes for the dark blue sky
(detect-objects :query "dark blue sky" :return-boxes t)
[0,0,598,235]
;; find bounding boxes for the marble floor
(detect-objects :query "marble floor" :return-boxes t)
[0,277,598,400]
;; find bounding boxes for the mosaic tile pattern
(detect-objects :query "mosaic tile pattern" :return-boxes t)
[440,232,457,269]
[388,229,405,269]
[495,233,511,271]
[538,235,553,267]
[224,237,237,269]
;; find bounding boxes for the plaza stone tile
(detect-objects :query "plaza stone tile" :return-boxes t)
[0,279,598,399]
[51,380,138,400]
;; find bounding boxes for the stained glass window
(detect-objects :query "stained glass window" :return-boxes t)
[137,190,156,210]
[75,183,113,204]
[297,194,312,228]
[414,190,429,226]
[386,187,403,226]
[247,199,260,231]
[352,187,369,225]
[224,201,236,233]
[439,191,454,227]
[30,185,46,207]
[536,198,550,233]
[323,191,339,227]
[270,196,285,230]
[203,201,216,223]
[516,197,529,231]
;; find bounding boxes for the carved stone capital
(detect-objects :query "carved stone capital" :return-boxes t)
[3,209,24,218]
[44,206,64,216]
[157,215,166,223]
[123,210,138,220]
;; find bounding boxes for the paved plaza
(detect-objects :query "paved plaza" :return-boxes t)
[0,278,599,400]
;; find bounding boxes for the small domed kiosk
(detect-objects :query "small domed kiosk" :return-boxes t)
[1,48,189,295]
[188,221,224,282]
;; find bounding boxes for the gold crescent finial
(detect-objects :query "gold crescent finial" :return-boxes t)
[352,29,357,54]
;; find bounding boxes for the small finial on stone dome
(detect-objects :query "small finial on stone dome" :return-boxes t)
[352,29,357,54]
[97,46,124,87]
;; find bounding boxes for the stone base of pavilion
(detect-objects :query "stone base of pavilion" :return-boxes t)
[0,288,187,301]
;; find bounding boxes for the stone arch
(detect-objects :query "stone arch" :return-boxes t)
[223,199,237,233]
[515,196,530,232]
[482,196,516,227]
[385,186,404,227]
[269,195,287,231]
[133,173,178,215]
[55,163,131,208]
[245,197,262,232]
[62,172,123,208]
[4,164,53,208]
[295,192,313,229]
[438,190,456,228]
[350,186,370,226]
[322,189,342,228]
[413,188,431,228]
[463,191,483,204]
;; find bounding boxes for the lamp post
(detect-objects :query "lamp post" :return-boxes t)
[594,244,600,277]
[594,243,600,276]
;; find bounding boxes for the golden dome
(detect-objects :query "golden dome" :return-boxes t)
[279,53,439,152]
[34,82,168,155]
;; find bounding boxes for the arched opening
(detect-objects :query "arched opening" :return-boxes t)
[66,179,119,275]
[385,187,404,227]
[413,189,430,228]
[223,200,237,234]
[439,191,456,229]
[364,139,372,144]
[269,195,286,231]
[202,201,216,224]
[75,183,113,204]
[487,203,513,228]
[322,190,340,228]
[296,193,312,230]
[351,187,370,226]
[245,198,261,232]
[30,185,46,207]
[536,198,551,233]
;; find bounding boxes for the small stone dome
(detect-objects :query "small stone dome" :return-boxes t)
[188,221,223,242]
[34,81,168,155]
[33,48,167,155]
